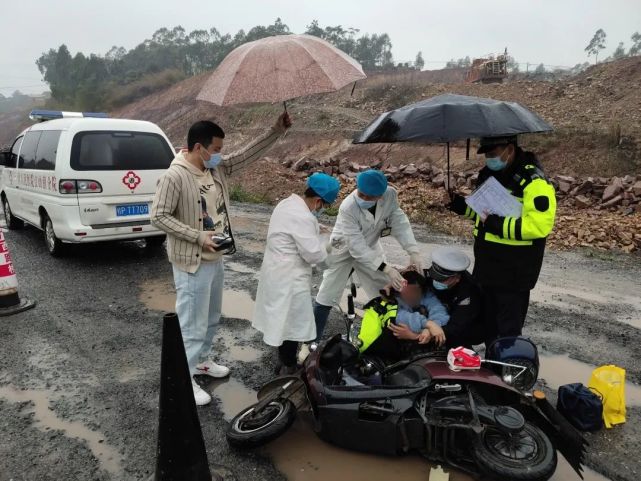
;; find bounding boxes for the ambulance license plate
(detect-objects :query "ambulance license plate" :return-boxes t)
[116,204,149,217]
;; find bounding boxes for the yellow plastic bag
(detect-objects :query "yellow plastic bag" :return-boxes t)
[588,365,626,428]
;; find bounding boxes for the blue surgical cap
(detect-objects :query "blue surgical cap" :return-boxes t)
[356,170,388,196]
[307,173,341,203]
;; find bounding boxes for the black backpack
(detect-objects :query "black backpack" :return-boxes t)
[557,383,603,432]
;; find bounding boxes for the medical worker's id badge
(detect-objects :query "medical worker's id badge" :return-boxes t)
[380,227,392,237]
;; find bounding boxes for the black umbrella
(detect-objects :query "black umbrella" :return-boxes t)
[353,94,553,194]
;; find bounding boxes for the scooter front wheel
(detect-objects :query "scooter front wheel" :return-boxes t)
[472,421,557,481]
[226,398,296,449]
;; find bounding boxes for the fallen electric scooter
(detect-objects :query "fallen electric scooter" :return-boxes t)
[226,290,587,480]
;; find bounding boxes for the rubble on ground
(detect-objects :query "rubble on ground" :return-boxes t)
[240,158,641,254]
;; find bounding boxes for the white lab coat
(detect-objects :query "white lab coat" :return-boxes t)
[316,187,419,306]
[252,194,327,346]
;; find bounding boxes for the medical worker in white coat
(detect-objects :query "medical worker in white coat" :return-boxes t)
[313,169,421,342]
[252,173,341,374]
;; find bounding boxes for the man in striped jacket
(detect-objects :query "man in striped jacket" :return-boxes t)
[151,113,291,405]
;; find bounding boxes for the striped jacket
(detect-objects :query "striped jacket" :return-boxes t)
[151,127,283,272]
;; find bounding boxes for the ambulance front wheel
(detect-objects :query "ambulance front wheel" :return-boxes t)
[43,214,65,257]
[2,196,23,230]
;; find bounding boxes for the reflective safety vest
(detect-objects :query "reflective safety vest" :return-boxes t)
[462,151,557,290]
[357,297,398,353]
[464,162,557,246]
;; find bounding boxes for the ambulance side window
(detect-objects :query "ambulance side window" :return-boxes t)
[18,131,42,170]
[8,136,23,168]
[34,131,61,170]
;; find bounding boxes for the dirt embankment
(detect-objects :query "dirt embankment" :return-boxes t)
[111,56,641,177]
[111,57,641,255]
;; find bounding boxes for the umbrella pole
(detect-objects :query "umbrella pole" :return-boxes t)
[446,142,452,200]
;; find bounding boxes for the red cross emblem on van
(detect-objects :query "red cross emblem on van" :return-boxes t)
[122,171,141,191]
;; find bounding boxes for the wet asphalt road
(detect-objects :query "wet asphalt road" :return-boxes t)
[0,203,640,481]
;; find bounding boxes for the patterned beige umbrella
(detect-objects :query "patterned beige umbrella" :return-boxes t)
[197,34,366,106]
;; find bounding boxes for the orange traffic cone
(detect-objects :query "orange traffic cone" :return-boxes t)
[154,313,212,481]
[0,231,35,316]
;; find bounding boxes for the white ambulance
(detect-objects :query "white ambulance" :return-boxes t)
[0,110,174,256]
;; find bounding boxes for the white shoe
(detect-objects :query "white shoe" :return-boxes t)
[195,359,230,378]
[192,380,212,406]
[297,343,311,365]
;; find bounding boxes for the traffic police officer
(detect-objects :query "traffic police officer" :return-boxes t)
[426,247,484,348]
[449,136,556,341]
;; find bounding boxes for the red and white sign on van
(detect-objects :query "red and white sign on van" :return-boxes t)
[122,171,142,191]
[0,232,19,292]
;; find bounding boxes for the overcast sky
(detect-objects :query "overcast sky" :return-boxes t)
[2,0,640,96]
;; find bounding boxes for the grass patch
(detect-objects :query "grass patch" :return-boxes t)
[229,184,267,204]
[323,206,339,217]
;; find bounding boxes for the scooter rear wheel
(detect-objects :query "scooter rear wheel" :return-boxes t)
[472,421,557,481]
[226,398,296,449]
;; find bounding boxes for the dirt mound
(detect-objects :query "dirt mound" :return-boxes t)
[107,56,641,177]
[111,56,641,254]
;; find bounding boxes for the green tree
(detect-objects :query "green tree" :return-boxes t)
[534,63,546,74]
[415,51,424,70]
[35,19,395,109]
[630,32,641,56]
[585,28,607,63]
[305,20,392,69]
[36,44,74,103]
[612,42,627,60]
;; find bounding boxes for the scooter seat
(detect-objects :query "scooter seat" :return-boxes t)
[319,338,359,385]
[385,364,432,386]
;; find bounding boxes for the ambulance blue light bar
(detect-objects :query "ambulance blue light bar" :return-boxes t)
[29,110,109,121]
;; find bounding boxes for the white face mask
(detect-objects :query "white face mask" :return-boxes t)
[355,196,376,210]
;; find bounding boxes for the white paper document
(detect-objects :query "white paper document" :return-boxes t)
[465,176,522,218]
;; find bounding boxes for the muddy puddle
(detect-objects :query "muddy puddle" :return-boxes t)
[202,377,257,422]
[539,352,641,406]
[0,385,122,476]
[267,416,470,481]
[139,279,255,321]
[217,328,262,362]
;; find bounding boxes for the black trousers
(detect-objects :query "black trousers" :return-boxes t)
[444,322,486,349]
[278,341,299,367]
[482,287,531,344]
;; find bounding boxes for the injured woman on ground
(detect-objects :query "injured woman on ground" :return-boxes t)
[356,249,487,363]
[357,270,450,362]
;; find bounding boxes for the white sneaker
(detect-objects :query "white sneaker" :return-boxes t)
[297,343,311,365]
[192,380,212,406]
[195,359,230,378]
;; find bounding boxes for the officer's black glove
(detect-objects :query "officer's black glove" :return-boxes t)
[448,194,467,215]
[483,214,504,236]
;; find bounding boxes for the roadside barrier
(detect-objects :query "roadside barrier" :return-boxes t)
[0,231,35,316]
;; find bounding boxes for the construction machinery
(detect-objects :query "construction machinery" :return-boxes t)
[466,48,509,84]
